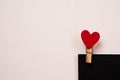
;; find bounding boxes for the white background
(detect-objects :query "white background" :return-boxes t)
[0,0,120,80]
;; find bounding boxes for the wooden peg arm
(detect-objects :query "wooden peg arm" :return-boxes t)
[86,47,93,63]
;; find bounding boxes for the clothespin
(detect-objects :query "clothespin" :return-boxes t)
[81,30,100,63]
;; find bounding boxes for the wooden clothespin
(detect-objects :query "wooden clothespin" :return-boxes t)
[81,30,100,63]
[86,47,93,63]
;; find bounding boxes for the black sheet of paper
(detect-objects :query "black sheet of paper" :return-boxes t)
[78,54,120,80]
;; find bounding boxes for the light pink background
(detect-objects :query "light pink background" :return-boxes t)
[0,0,120,80]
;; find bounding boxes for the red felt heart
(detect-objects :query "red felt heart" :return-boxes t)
[81,30,100,49]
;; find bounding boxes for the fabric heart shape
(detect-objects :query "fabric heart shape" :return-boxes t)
[81,30,100,49]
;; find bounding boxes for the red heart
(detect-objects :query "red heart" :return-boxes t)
[81,30,100,49]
